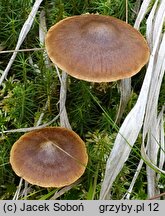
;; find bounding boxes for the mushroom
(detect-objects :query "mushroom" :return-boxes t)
[45,14,150,82]
[10,127,88,187]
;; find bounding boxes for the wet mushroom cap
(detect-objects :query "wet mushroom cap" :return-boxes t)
[10,127,88,188]
[45,14,150,82]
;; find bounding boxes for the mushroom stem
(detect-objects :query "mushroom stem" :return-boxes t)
[115,78,132,124]
[56,67,72,129]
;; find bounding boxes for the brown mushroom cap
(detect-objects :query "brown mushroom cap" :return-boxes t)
[45,14,150,82]
[10,127,88,187]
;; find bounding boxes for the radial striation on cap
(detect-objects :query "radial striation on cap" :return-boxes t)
[45,14,150,82]
[10,127,88,188]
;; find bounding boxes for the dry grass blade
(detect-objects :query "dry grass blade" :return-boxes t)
[100,0,165,200]
[123,159,144,199]
[0,0,43,86]
[142,67,165,174]
[136,0,165,196]
[156,107,165,195]
[0,48,44,54]
[146,0,159,48]
[134,0,152,29]
[148,192,165,200]
[12,178,23,200]
[0,113,60,134]
[142,0,165,196]
[158,106,165,172]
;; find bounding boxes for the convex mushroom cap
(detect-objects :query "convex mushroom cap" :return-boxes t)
[45,14,150,82]
[10,127,88,187]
